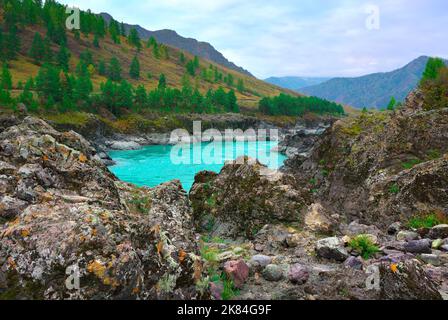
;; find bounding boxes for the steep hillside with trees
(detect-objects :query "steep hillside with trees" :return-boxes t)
[0,0,295,119]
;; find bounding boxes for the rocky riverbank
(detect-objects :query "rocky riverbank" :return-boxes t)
[1,89,447,300]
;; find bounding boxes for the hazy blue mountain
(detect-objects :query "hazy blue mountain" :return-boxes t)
[300,56,448,109]
[264,76,331,90]
[100,13,252,76]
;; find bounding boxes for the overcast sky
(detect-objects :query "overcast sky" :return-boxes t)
[60,0,448,79]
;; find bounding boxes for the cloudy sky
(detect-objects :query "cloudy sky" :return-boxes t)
[60,0,448,79]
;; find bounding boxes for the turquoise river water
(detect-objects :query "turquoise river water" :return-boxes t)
[108,141,286,190]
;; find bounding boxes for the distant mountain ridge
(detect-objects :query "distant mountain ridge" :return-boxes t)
[300,56,448,109]
[264,76,331,90]
[100,13,253,77]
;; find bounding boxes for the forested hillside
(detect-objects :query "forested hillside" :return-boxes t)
[0,0,298,119]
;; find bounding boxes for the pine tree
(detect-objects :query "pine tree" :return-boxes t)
[227,89,239,113]
[421,57,446,83]
[0,29,4,61]
[98,59,107,76]
[43,37,53,63]
[237,79,245,93]
[158,74,167,89]
[120,22,126,36]
[93,34,100,48]
[186,60,196,76]
[179,52,186,64]
[108,57,122,81]
[35,64,62,103]
[134,85,147,111]
[147,37,157,48]
[116,80,133,111]
[57,45,71,71]
[29,33,45,63]
[387,97,396,110]
[193,56,200,69]
[1,63,12,90]
[73,74,93,104]
[5,26,21,60]
[152,42,160,59]
[129,56,140,79]
[128,28,141,51]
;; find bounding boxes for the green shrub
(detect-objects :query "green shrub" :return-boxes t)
[402,159,422,170]
[407,213,447,229]
[389,184,400,194]
[349,235,380,260]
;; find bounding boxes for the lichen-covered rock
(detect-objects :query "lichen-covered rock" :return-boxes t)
[316,237,349,262]
[0,117,206,300]
[304,203,336,235]
[190,156,310,239]
[379,260,442,300]
[286,90,448,230]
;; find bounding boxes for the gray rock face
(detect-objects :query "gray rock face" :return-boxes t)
[344,256,364,270]
[249,255,272,271]
[262,265,284,282]
[388,222,402,235]
[428,225,448,240]
[108,140,141,150]
[288,264,309,284]
[397,231,420,242]
[403,239,432,254]
[0,195,28,220]
[316,237,349,262]
[420,254,441,266]
[379,260,442,300]
[0,117,206,300]
[190,157,310,239]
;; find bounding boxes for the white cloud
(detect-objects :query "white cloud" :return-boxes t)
[59,0,448,78]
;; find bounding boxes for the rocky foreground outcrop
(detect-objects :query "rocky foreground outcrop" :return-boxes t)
[188,90,448,300]
[190,157,311,239]
[288,90,448,229]
[0,117,206,300]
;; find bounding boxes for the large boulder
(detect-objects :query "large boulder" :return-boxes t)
[0,117,206,300]
[190,157,310,239]
[379,260,442,300]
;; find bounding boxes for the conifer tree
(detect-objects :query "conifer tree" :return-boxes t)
[387,97,396,110]
[179,52,186,64]
[43,37,53,63]
[98,59,107,76]
[237,79,245,93]
[57,45,71,71]
[158,74,167,89]
[29,33,45,63]
[421,57,445,83]
[93,34,100,48]
[128,28,141,51]
[108,57,122,81]
[134,85,147,111]
[1,63,12,90]
[129,56,140,79]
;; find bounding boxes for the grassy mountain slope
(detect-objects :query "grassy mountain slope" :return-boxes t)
[6,20,296,111]
[100,12,253,77]
[300,56,448,109]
